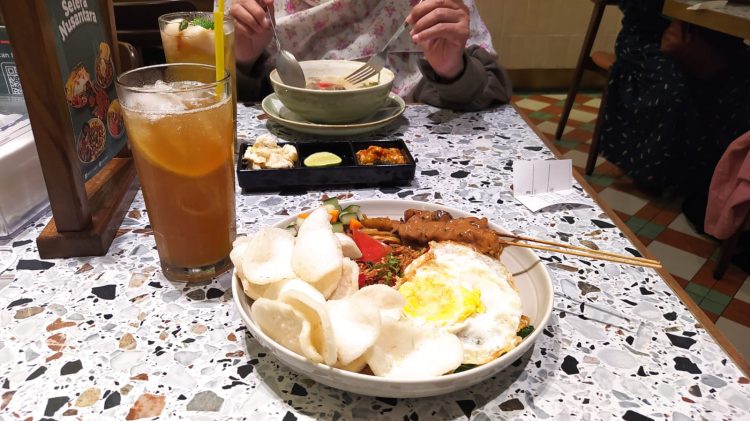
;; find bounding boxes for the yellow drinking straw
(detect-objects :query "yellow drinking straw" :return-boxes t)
[214,0,226,96]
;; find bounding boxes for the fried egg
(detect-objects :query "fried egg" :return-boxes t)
[399,241,523,365]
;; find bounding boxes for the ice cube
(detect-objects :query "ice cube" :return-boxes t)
[160,21,182,55]
[162,20,182,37]
[175,87,216,109]
[150,80,174,91]
[123,90,187,114]
[122,80,220,113]
[181,25,215,56]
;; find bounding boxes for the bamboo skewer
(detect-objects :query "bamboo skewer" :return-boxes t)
[499,233,657,264]
[500,238,662,269]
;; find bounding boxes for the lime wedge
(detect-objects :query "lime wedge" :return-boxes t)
[304,152,342,167]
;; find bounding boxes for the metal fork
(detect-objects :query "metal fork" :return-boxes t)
[345,2,422,85]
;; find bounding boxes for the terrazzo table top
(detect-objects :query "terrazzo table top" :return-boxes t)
[1,104,749,420]
[670,0,750,19]
[664,0,750,39]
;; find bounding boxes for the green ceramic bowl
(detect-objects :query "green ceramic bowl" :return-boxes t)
[270,60,395,124]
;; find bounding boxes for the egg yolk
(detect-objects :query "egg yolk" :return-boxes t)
[399,276,485,327]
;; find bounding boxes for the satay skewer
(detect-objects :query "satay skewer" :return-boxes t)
[498,233,660,266]
[500,240,662,269]
[361,213,662,269]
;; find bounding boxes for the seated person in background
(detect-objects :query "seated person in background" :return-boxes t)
[599,0,750,226]
[230,0,511,111]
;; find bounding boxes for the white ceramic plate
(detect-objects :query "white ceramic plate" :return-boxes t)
[232,199,554,398]
[261,93,406,137]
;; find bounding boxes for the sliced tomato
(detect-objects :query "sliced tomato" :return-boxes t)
[317,81,334,89]
[351,229,388,263]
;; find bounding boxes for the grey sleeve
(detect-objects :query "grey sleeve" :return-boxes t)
[236,51,274,103]
[412,45,513,111]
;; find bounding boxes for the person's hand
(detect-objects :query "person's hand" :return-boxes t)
[231,0,275,65]
[407,0,470,80]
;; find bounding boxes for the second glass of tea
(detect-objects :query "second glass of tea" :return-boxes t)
[158,11,237,116]
[115,64,236,282]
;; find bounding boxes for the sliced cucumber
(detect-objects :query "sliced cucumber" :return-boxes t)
[339,212,359,225]
[341,205,360,215]
[322,197,341,212]
[331,222,344,233]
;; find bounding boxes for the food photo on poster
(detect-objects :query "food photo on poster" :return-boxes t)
[50,0,127,180]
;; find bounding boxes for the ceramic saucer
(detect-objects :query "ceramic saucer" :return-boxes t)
[261,93,406,137]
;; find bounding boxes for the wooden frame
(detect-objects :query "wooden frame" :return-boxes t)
[0,0,138,258]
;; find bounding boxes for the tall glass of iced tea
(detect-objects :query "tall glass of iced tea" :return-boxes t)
[158,12,237,118]
[116,64,236,282]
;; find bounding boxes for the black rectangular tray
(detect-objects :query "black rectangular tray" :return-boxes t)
[237,139,416,192]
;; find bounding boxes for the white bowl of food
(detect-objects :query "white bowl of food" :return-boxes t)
[232,199,553,398]
[270,60,395,124]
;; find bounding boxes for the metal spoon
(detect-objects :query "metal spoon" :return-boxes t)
[265,8,305,88]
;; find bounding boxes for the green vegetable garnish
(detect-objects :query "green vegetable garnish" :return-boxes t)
[190,17,215,30]
[517,326,534,339]
[179,17,215,31]
[369,253,401,285]
[454,364,477,373]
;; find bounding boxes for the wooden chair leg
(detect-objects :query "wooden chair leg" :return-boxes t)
[556,69,584,141]
[714,230,741,279]
[117,41,142,73]
[586,74,609,175]
[555,1,608,141]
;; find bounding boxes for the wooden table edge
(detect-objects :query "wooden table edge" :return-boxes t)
[663,0,750,40]
[514,104,750,377]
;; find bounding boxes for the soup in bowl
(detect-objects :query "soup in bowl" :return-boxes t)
[270,60,394,124]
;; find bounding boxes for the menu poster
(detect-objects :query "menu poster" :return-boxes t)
[0,26,27,115]
[0,26,22,97]
[47,0,126,181]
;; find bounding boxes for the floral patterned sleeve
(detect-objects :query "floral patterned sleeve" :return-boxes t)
[234,1,505,107]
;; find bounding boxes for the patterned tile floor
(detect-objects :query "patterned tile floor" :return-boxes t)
[513,93,750,362]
